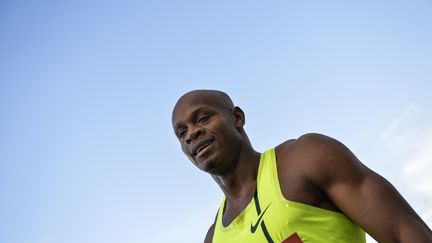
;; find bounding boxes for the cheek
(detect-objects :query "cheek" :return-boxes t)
[217,125,241,142]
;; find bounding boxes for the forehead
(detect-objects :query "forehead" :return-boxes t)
[171,93,227,126]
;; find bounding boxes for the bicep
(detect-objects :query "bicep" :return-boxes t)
[326,167,408,242]
[320,144,430,242]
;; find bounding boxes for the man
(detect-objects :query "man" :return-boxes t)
[171,89,432,243]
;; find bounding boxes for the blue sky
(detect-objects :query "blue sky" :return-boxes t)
[1,1,431,242]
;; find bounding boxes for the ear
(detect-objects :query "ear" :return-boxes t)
[231,106,245,128]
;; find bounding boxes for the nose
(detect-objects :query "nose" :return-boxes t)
[185,125,203,144]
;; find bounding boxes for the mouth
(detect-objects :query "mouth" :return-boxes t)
[192,139,214,157]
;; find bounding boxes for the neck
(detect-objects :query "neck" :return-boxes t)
[211,143,260,200]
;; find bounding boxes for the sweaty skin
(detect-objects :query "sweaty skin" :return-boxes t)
[172,90,432,243]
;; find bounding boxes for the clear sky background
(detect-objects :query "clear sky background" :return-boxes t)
[1,1,431,242]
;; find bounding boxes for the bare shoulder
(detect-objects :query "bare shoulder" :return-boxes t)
[275,133,341,162]
[277,133,344,150]
[276,133,336,152]
[275,133,365,183]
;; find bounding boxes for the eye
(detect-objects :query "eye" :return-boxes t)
[197,114,210,123]
[178,128,186,139]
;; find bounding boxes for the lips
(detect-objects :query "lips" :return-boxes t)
[192,139,214,157]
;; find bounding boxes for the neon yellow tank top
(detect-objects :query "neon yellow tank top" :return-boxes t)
[212,149,366,243]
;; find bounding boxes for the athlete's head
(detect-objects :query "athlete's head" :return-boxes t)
[172,90,246,175]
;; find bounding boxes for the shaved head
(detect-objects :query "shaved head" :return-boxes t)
[172,90,235,124]
[174,89,234,110]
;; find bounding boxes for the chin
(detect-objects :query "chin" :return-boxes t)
[204,160,231,176]
[198,158,219,174]
[197,158,214,171]
[196,151,225,174]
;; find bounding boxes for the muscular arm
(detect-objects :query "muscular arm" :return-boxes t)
[297,133,432,243]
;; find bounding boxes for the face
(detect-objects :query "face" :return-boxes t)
[172,93,244,174]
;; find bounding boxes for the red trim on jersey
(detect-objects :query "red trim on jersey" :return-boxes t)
[281,233,303,243]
